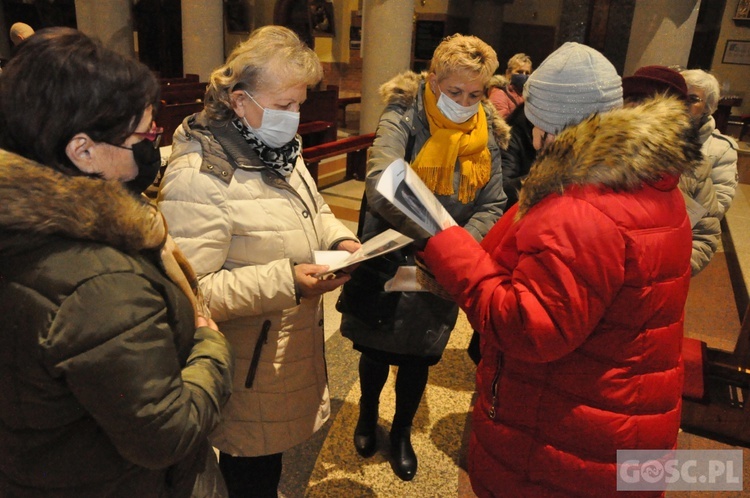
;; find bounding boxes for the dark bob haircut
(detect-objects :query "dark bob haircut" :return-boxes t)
[0,27,160,175]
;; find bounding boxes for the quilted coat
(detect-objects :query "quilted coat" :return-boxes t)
[0,150,234,497]
[158,112,357,457]
[421,96,701,497]
[678,151,720,276]
[339,71,510,359]
[698,115,738,219]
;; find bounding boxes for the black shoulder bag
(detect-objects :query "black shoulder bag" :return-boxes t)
[335,133,415,326]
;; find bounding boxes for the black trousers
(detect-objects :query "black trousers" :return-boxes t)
[218,451,283,498]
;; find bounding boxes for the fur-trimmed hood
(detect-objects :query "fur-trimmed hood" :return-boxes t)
[0,149,210,318]
[488,74,509,89]
[0,149,165,254]
[517,95,702,218]
[378,70,511,149]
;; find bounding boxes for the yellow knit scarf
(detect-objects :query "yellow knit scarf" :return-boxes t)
[411,83,491,203]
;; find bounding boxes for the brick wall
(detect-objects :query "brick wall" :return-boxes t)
[321,51,363,97]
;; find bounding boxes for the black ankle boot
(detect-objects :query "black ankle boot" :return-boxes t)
[353,399,378,457]
[389,425,417,481]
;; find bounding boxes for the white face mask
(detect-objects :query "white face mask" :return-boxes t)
[436,90,479,123]
[243,91,300,148]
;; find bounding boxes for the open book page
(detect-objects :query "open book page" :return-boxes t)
[375,158,457,236]
[313,228,413,277]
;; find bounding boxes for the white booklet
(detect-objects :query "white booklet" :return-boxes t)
[375,158,457,236]
[313,228,413,278]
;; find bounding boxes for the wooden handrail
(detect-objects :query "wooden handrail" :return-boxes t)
[303,133,374,162]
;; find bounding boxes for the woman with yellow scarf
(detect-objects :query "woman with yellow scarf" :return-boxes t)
[338,34,509,481]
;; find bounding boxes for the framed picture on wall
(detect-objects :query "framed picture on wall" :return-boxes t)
[735,0,750,19]
[722,40,750,65]
[308,0,335,38]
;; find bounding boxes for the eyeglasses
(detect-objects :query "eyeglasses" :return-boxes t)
[132,127,164,149]
[687,95,704,104]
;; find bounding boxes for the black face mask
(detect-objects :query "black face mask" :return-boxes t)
[510,73,529,91]
[124,138,163,195]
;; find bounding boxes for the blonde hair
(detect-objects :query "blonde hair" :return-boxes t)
[205,25,323,122]
[507,53,532,72]
[429,34,499,86]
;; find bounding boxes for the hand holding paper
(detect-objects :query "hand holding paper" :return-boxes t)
[313,228,413,277]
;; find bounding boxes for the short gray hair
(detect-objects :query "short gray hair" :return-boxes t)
[204,25,323,123]
[680,69,720,115]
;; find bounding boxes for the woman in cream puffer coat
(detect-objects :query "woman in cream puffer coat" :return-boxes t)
[160,113,355,457]
[158,26,359,497]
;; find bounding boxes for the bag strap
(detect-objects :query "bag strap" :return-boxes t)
[501,86,518,107]
[357,132,415,238]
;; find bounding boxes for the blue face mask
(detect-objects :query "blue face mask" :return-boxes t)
[243,92,300,148]
[510,73,529,91]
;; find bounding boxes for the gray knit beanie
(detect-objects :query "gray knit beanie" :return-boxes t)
[523,42,623,135]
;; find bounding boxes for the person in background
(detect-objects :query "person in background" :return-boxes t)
[419,42,700,497]
[624,65,721,276]
[157,25,360,498]
[680,68,739,219]
[337,34,508,482]
[9,22,34,46]
[488,52,532,119]
[499,101,536,208]
[0,27,234,497]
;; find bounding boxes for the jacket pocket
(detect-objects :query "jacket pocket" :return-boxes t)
[245,320,271,389]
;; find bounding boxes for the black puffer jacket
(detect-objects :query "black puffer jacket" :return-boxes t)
[0,150,234,497]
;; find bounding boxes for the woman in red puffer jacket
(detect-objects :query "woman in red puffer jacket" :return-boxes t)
[421,43,701,497]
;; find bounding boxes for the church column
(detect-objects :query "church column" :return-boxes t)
[469,0,505,58]
[74,0,135,57]
[623,0,701,75]
[181,0,224,81]
[360,0,414,134]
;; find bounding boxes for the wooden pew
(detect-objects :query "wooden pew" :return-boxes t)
[302,133,375,185]
[156,101,204,146]
[299,85,339,147]
[160,81,207,105]
[337,95,361,127]
[714,96,743,134]
[159,73,199,86]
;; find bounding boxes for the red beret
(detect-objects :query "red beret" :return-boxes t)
[622,65,688,101]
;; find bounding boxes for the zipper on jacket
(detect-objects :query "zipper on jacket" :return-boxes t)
[245,320,272,389]
[298,174,319,216]
[488,353,504,420]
